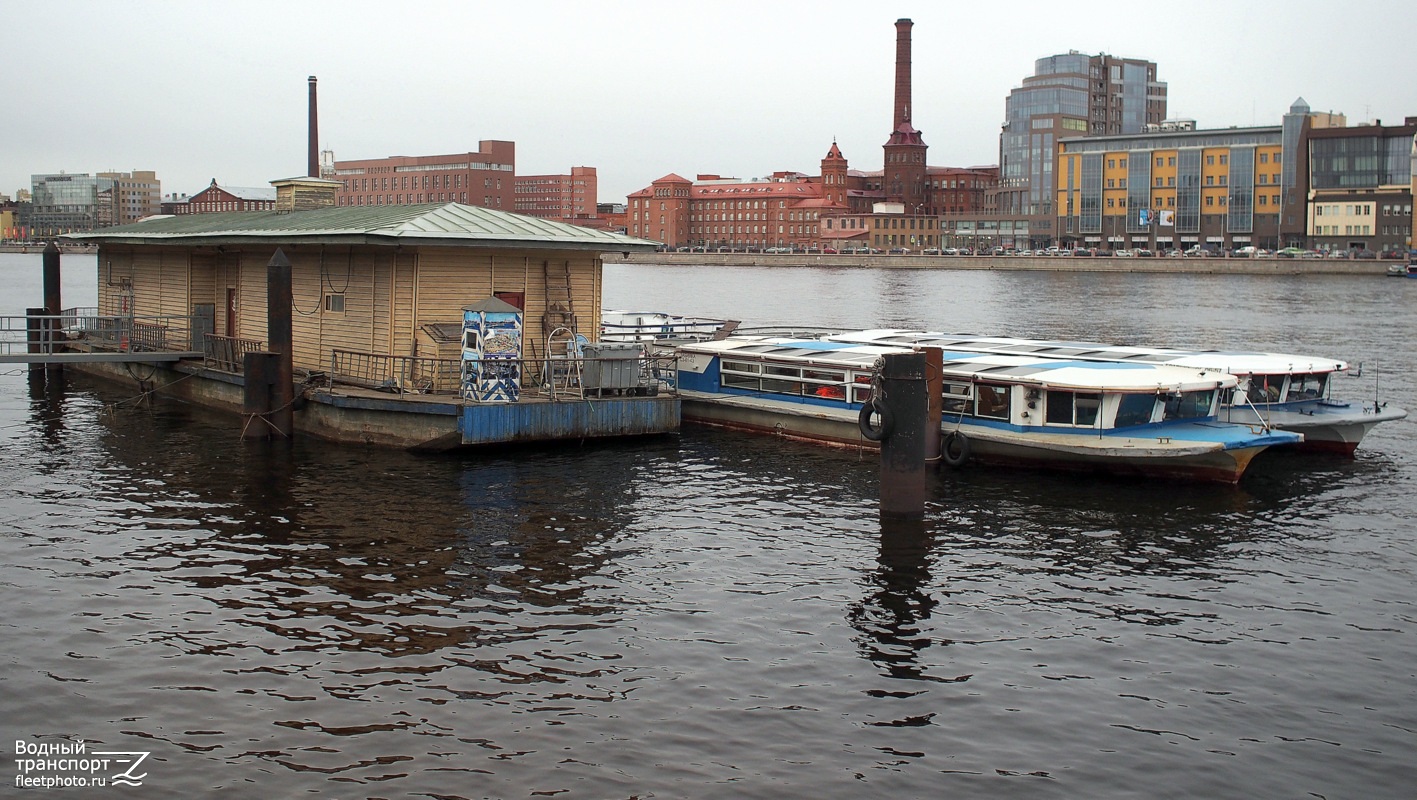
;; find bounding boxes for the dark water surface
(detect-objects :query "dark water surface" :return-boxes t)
[3,254,1415,798]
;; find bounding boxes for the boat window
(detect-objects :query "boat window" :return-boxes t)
[852,374,873,404]
[942,381,971,414]
[1163,389,1215,420]
[722,360,761,374]
[1286,372,1327,401]
[722,372,759,390]
[1114,394,1157,427]
[1045,390,1101,426]
[762,378,802,395]
[974,384,1010,419]
[1246,375,1282,403]
[765,364,801,378]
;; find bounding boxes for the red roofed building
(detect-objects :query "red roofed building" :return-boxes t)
[624,19,996,253]
[627,144,857,252]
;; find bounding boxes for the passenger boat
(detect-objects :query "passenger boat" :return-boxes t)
[673,335,1302,484]
[600,310,734,342]
[828,330,1406,455]
[1386,262,1417,278]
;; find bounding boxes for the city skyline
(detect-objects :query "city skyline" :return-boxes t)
[6,0,1414,205]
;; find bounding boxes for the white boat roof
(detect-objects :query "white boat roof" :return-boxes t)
[832,330,1347,376]
[679,336,1239,392]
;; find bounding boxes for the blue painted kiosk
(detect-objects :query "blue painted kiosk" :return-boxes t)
[455,297,678,445]
[461,297,524,403]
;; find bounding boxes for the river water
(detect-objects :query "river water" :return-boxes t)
[2,253,1414,798]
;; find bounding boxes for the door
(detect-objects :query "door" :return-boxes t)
[191,303,215,351]
[225,289,237,337]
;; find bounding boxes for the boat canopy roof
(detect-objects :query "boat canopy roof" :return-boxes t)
[679,336,1239,393]
[832,330,1348,376]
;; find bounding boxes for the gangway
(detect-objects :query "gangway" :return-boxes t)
[0,308,203,364]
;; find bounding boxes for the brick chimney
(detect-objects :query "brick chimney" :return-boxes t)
[894,19,913,130]
[307,76,319,178]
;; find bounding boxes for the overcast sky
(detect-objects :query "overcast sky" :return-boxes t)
[6,0,1414,205]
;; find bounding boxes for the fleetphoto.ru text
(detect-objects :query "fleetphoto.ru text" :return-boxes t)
[13,740,150,790]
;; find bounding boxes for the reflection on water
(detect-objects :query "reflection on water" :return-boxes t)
[2,260,1415,796]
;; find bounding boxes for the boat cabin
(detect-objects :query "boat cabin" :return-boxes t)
[678,337,1237,433]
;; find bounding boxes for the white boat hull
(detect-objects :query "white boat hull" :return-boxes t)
[682,391,1269,484]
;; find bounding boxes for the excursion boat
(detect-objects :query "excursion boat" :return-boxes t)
[828,330,1406,456]
[1386,262,1417,278]
[673,335,1302,484]
[600,310,735,343]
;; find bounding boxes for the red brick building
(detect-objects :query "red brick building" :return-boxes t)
[623,18,997,252]
[515,166,598,224]
[331,141,516,210]
[175,179,276,214]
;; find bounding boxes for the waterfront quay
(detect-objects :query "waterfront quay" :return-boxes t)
[614,251,1393,275]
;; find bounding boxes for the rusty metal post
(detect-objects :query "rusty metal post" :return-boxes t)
[922,347,942,467]
[267,249,294,438]
[878,351,928,520]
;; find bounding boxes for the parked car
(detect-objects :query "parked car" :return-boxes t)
[1135,249,1154,257]
[921,248,941,255]
[821,247,839,254]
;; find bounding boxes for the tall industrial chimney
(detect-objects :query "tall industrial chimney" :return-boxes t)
[307,76,319,178]
[893,19,913,130]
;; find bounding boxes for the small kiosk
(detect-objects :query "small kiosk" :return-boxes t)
[461,298,524,402]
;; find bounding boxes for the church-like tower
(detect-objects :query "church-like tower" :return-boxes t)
[820,140,849,208]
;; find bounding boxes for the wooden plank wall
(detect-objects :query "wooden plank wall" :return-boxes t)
[414,249,605,360]
[94,243,609,374]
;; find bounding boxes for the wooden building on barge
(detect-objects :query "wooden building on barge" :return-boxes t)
[63,178,671,450]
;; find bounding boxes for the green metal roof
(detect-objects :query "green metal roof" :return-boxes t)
[63,202,659,252]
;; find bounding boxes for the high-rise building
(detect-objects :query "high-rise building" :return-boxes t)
[994,52,1167,247]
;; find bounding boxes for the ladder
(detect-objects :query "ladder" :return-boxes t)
[540,261,582,400]
[542,259,577,336]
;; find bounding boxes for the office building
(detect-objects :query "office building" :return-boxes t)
[515,167,598,224]
[957,52,1166,250]
[331,141,516,210]
[96,170,161,225]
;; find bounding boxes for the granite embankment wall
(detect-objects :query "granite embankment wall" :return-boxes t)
[611,253,1392,276]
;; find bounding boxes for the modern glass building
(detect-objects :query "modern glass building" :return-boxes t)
[28,173,116,235]
[990,52,1166,249]
[1057,127,1284,252]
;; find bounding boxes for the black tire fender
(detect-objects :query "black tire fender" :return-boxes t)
[941,430,971,467]
[858,398,894,442]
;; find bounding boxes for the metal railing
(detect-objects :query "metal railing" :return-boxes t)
[203,334,266,373]
[328,348,679,400]
[0,308,199,356]
[330,349,463,395]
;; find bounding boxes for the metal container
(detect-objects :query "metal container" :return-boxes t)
[582,342,643,390]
